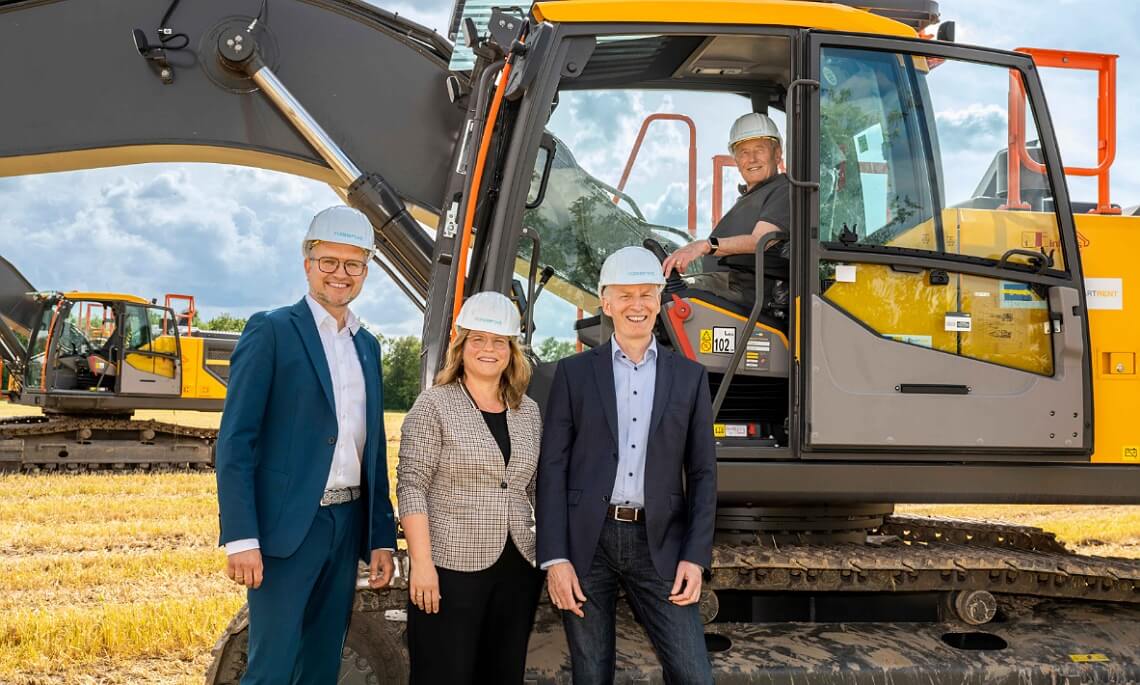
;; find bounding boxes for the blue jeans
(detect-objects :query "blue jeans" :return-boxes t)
[562,518,713,684]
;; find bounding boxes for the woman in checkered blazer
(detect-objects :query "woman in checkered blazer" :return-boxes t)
[397,292,544,684]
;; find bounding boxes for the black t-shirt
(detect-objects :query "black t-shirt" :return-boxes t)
[702,172,791,273]
[481,409,511,465]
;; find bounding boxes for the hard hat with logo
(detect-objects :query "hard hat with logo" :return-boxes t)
[728,112,782,152]
[302,205,375,257]
[455,291,521,337]
[598,246,667,296]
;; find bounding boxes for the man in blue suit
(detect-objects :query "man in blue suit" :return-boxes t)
[215,205,396,684]
[537,246,717,684]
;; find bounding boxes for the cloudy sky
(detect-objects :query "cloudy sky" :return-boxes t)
[2,0,1135,340]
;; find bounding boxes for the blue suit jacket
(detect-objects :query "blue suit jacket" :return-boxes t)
[215,298,397,561]
[536,341,717,580]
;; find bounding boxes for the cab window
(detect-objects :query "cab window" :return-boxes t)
[819,47,1066,271]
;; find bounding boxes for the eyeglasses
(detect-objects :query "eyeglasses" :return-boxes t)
[466,335,510,351]
[310,256,367,277]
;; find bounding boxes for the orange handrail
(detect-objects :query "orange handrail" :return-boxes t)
[711,150,787,226]
[613,113,698,236]
[1009,48,1119,214]
[710,154,737,226]
[450,53,521,339]
[164,293,197,336]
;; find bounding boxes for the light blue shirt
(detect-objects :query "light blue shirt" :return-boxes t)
[539,335,659,570]
[609,334,657,509]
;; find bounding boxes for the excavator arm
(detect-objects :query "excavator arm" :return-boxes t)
[0,0,469,302]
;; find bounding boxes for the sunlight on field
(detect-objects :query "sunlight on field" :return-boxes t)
[0,408,406,685]
[1,402,1137,683]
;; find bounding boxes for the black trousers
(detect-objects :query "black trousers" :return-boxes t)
[407,537,545,684]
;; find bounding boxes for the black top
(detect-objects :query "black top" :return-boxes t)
[481,409,511,465]
[703,172,791,273]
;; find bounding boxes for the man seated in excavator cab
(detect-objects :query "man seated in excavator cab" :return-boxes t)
[661,113,791,323]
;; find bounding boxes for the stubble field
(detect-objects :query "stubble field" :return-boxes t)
[0,403,1137,684]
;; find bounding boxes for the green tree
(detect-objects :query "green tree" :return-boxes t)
[378,334,421,411]
[200,313,247,332]
[535,336,576,362]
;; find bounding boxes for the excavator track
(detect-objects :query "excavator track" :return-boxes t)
[710,515,1139,604]
[204,516,1140,684]
[0,414,216,471]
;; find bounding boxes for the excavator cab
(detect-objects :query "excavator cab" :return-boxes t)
[476,5,1092,477]
[0,259,185,406]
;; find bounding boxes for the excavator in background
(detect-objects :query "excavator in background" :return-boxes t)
[0,255,234,469]
[1,0,1138,682]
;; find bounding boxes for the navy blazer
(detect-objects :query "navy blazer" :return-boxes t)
[536,341,717,580]
[215,298,397,561]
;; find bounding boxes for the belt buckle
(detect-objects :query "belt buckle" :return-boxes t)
[613,505,637,522]
[321,486,359,507]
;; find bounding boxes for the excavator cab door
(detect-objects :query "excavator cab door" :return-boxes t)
[799,33,1093,459]
[117,304,182,397]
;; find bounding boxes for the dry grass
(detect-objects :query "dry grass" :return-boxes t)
[0,405,405,684]
[1,401,1137,682]
[899,504,1140,557]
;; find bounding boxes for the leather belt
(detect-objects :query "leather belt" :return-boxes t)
[320,486,361,507]
[606,504,644,523]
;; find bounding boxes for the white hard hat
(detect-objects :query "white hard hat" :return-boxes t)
[728,112,782,152]
[456,291,521,337]
[598,246,666,296]
[303,205,375,256]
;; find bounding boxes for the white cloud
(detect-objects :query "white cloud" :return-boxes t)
[0,163,423,336]
[4,1,1136,348]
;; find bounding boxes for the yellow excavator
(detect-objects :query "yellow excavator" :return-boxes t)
[1,0,1138,681]
[0,257,233,469]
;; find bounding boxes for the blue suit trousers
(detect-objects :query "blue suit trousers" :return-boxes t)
[242,499,363,685]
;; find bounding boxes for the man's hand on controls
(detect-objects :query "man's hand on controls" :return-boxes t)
[227,549,264,589]
[547,561,587,617]
[669,560,703,606]
[369,549,395,589]
[661,239,711,276]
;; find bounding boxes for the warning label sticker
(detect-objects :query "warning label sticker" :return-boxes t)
[711,326,736,354]
[944,312,972,332]
[1069,653,1110,663]
[699,329,713,354]
[722,424,748,438]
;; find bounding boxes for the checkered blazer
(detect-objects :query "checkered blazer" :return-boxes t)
[396,381,542,572]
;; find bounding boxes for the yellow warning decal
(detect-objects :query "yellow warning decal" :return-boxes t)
[1123,446,1139,461]
[699,329,713,354]
[1069,653,1110,663]
[713,423,726,438]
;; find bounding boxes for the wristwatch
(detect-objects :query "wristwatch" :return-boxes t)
[707,236,720,254]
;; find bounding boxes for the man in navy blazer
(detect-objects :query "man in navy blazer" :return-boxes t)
[215,206,396,684]
[537,246,717,684]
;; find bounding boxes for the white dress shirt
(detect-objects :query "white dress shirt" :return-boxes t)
[224,295,367,556]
